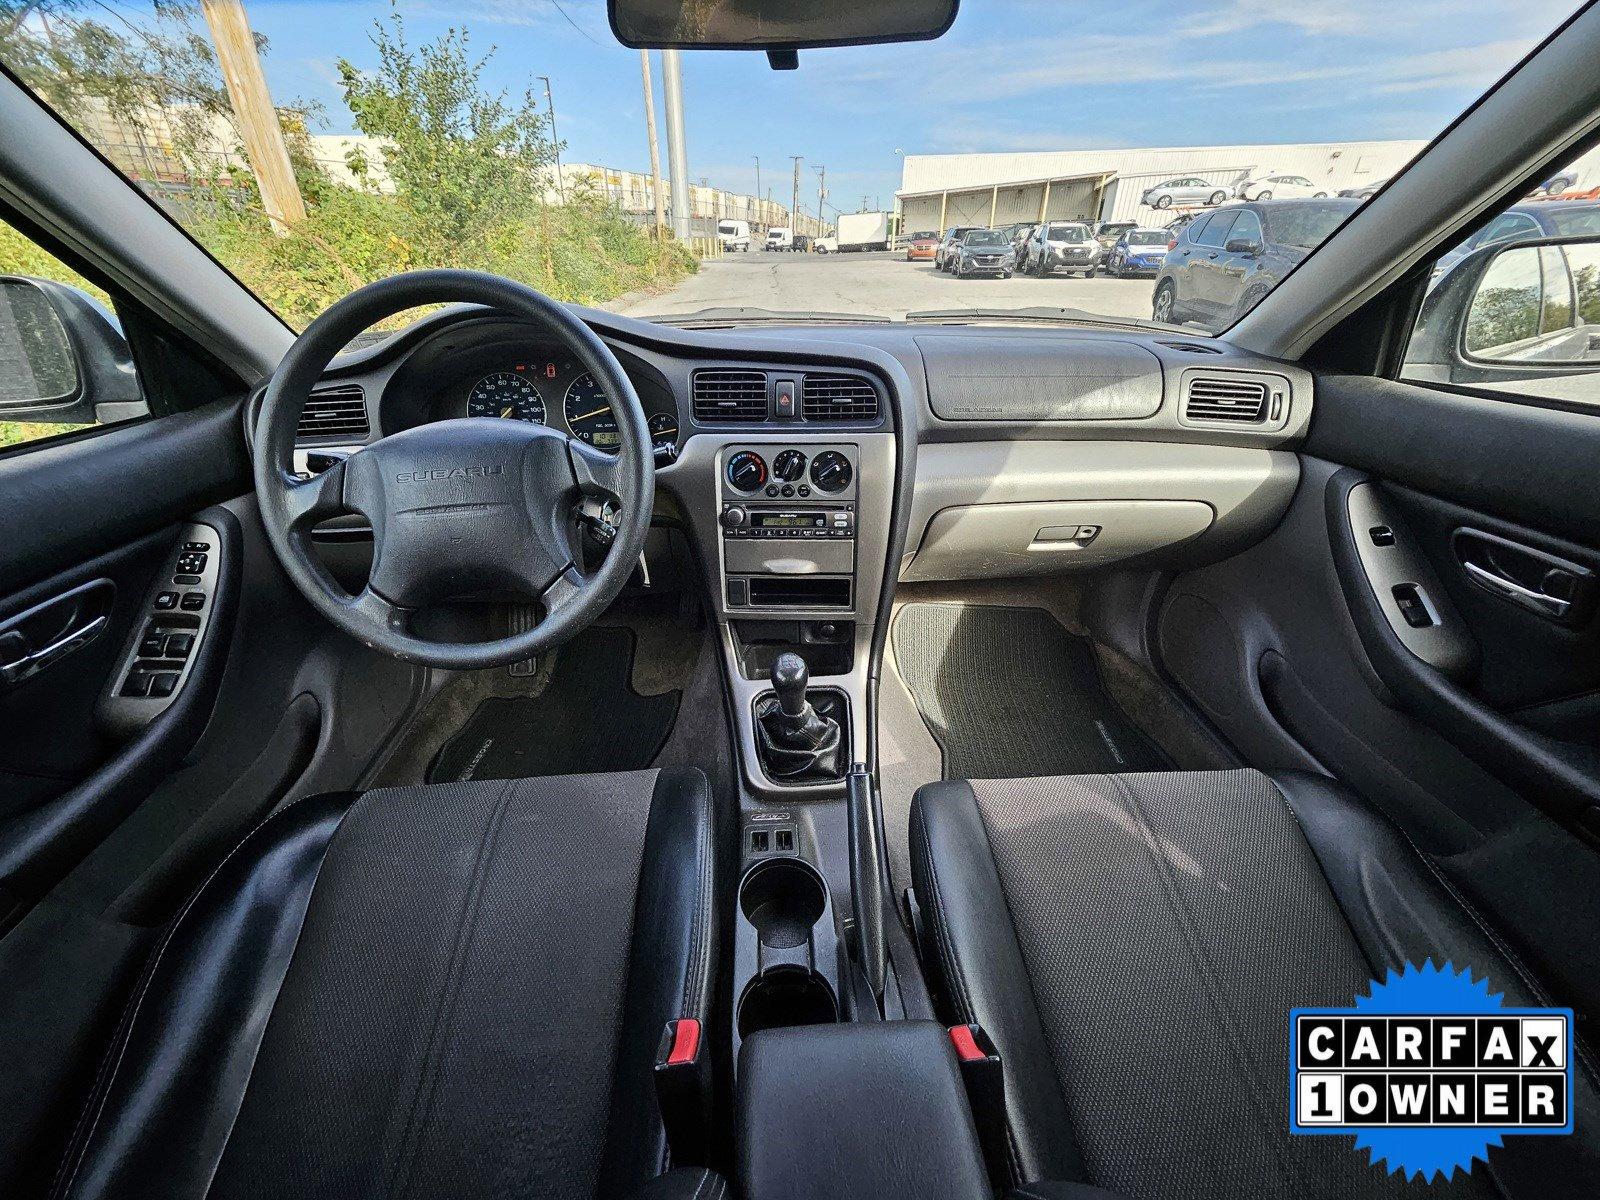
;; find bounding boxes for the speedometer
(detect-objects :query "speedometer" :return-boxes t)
[563,372,619,449]
[467,371,546,423]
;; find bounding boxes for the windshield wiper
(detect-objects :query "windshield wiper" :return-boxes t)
[904,307,1183,333]
[649,307,892,328]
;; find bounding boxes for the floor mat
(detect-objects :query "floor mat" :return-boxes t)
[891,603,1167,780]
[428,625,680,783]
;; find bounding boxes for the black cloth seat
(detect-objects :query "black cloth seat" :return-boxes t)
[910,769,1599,1200]
[51,767,720,1200]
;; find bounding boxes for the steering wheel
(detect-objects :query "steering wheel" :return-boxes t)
[253,270,654,669]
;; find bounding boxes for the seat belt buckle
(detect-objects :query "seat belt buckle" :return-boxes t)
[949,1023,1008,1191]
[654,1017,710,1166]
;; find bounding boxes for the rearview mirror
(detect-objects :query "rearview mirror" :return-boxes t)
[0,276,144,425]
[609,0,958,51]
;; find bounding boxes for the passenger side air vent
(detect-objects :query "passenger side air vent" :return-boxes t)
[296,385,370,438]
[801,374,880,422]
[692,369,768,422]
[1182,374,1270,423]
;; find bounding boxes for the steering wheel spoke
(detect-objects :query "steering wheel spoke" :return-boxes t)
[540,568,586,619]
[568,436,627,501]
[282,458,349,528]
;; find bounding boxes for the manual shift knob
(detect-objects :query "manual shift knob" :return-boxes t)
[771,652,810,717]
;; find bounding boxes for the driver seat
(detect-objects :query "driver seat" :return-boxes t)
[49,768,720,1200]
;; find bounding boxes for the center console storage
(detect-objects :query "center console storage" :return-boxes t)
[735,1022,992,1200]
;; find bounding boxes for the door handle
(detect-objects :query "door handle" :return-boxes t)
[1461,561,1571,619]
[0,578,116,688]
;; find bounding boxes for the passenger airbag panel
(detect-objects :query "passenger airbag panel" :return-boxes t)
[917,335,1163,422]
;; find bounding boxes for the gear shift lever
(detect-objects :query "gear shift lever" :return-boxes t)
[756,652,843,779]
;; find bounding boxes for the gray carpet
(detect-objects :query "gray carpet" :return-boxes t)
[891,602,1167,781]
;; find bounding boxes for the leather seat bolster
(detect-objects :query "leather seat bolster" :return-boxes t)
[909,780,1085,1186]
[600,766,721,1190]
[51,792,358,1200]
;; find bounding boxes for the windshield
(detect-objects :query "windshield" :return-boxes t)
[1127,231,1167,246]
[964,230,1008,246]
[1550,209,1600,237]
[0,0,1584,335]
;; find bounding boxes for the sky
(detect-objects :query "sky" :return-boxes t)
[115,0,1583,217]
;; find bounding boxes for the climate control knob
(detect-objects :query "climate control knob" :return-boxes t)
[808,450,853,494]
[726,451,768,493]
[772,449,807,482]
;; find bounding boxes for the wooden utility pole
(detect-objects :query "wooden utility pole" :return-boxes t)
[640,51,667,232]
[198,0,305,233]
[789,155,801,232]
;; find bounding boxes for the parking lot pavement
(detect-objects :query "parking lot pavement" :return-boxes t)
[610,248,1160,323]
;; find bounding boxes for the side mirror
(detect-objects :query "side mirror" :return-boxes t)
[1407,234,1600,386]
[1224,237,1262,255]
[0,276,144,425]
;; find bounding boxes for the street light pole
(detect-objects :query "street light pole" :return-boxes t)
[536,75,564,202]
[661,50,691,239]
[640,51,666,232]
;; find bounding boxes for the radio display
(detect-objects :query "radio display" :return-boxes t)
[753,512,826,529]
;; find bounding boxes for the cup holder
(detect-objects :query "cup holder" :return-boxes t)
[739,857,826,949]
[738,968,837,1038]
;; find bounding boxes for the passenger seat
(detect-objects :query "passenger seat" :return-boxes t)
[910,770,1598,1199]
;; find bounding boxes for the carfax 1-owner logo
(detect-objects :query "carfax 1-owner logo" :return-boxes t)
[1290,961,1575,1181]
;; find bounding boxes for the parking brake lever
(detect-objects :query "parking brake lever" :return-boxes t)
[847,762,887,1008]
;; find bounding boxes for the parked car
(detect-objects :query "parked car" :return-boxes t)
[764,226,793,251]
[1234,174,1329,200]
[1020,220,1101,276]
[934,225,981,270]
[813,235,838,253]
[950,228,1017,278]
[1102,227,1172,277]
[904,230,939,260]
[1092,220,1138,253]
[1434,199,1600,278]
[1007,222,1036,260]
[1534,170,1580,195]
[792,234,812,253]
[1140,177,1230,209]
[1161,211,1201,243]
[1338,178,1390,200]
[716,219,751,251]
[1152,197,1361,325]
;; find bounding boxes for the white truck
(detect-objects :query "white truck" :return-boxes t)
[835,211,893,252]
[764,227,794,252]
[716,220,751,251]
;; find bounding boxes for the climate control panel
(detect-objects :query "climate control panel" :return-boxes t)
[722,444,858,501]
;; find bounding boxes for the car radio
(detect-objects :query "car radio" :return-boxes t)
[720,506,855,539]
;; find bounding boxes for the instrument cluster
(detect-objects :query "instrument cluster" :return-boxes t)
[457,353,679,455]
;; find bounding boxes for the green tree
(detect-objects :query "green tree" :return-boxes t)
[337,7,558,265]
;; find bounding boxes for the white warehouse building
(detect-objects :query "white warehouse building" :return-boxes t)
[896,140,1431,232]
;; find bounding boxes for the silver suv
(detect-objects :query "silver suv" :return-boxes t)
[1020,221,1101,277]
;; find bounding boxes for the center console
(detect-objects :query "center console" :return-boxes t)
[665,430,897,800]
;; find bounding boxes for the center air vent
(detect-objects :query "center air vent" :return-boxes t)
[296,385,369,438]
[1182,374,1270,423]
[802,373,880,422]
[692,369,768,422]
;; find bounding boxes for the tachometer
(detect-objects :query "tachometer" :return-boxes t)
[563,372,619,449]
[467,371,546,423]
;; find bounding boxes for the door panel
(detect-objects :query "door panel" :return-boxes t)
[1158,370,1600,1035]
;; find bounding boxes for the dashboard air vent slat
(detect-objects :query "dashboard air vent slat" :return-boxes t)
[1183,375,1269,423]
[692,369,768,422]
[297,385,369,438]
[801,374,880,422]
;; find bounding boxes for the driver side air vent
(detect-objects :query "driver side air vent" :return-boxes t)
[802,374,880,422]
[1182,375,1270,423]
[297,385,370,438]
[692,369,768,422]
